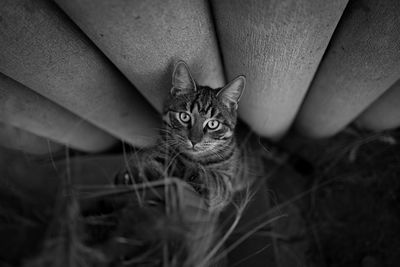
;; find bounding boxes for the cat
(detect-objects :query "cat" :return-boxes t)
[115,60,264,212]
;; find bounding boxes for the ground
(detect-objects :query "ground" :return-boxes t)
[0,127,399,266]
[270,127,400,267]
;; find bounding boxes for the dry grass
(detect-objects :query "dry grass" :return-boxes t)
[0,126,399,266]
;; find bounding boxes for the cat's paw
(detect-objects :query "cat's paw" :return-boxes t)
[114,165,164,186]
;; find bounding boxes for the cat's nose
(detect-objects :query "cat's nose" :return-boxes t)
[190,140,198,147]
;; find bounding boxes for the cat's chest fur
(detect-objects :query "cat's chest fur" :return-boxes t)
[176,140,240,179]
[116,60,251,211]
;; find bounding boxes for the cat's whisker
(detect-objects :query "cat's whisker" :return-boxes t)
[111,61,257,265]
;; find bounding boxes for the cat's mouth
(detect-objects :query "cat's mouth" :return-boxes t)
[186,146,201,154]
[184,141,201,152]
[184,144,206,155]
[185,142,218,155]
[182,140,215,155]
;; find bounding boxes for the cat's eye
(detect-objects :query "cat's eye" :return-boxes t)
[178,112,191,123]
[206,120,220,130]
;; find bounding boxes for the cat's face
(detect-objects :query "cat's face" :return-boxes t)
[162,61,245,156]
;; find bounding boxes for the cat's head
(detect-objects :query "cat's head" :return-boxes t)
[162,61,245,156]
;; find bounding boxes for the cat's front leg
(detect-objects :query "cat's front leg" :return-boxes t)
[114,152,166,186]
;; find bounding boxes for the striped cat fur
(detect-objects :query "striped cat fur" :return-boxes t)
[115,61,263,211]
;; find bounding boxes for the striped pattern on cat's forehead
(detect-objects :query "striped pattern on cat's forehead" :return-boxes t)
[170,86,236,126]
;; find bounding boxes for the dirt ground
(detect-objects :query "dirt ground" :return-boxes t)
[270,127,400,267]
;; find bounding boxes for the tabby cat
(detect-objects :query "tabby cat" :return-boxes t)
[115,61,263,211]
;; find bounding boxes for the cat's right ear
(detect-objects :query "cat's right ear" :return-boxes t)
[217,75,245,110]
[171,61,197,96]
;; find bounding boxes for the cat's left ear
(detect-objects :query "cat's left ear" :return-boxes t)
[217,75,246,110]
[171,60,197,96]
